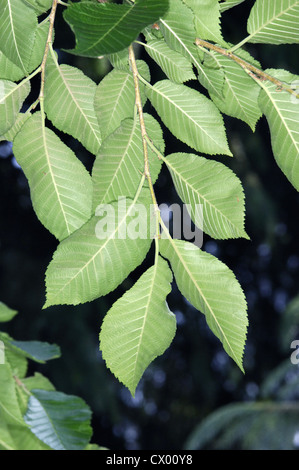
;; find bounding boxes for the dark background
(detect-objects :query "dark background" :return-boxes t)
[1,0,299,450]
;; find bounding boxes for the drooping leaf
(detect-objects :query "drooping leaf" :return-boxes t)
[165,153,248,239]
[63,0,169,57]
[0,0,37,73]
[44,193,153,308]
[208,51,263,130]
[24,389,92,451]
[9,340,61,363]
[183,0,224,44]
[100,256,176,396]
[0,79,30,135]
[45,49,102,155]
[160,238,248,371]
[258,69,299,191]
[143,39,196,83]
[0,302,17,322]
[92,114,164,208]
[147,79,232,155]
[247,0,299,45]
[13,112,93,241]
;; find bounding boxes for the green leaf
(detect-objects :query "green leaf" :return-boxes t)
[147,79,232,155]
[165,153,248,239]
[247,0,299,45]
[0,301,17,322]
[24,389,92,450]
[0,79,30,135]
[219,0,245,13]
[9,340,61,363]
[0,111,31,143]
[0,363,26,426]
[44,193,153,307]
[63,0,169,57]
[22,0,52,15]
[27,19,49,75]
[258,69,299,191]
[13,112,93,241]
[208,51,263,130]
[0,0,37,73]
[94,61,150,140]
[183,0,223,44]
[144,39,196,83]
[92,114,164,208]
[0,51,24,81]
[160,238,248,371]
[100,256,176,396]
[159,0,223,96]
[44,50,102,155]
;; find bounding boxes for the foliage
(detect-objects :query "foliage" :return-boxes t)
[0,0,298,405]
[0,301,96,450]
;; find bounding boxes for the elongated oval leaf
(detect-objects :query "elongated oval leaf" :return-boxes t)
[24,389,92,451]
[0,363,26,426]
[160,238,248,371]
[9,340,61,363]
[0,51,24,81]
[165,153,248,239]
[183,0,223,44]
[100,256,176,396]
[44,194,153,307]
[0,0,37,73]
[92,114,164,208]
[0,79,30,135]
[258,69,299,191]
[45,51,101,155]
[147,79,231,155]
[13,112,93,241]
[208,51,262,131]
[144,39,196,83]
[94,61,150,140]
[63,0,169,57]
[247,0,299,44]
[0,302,17,322]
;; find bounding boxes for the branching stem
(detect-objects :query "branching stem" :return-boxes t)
[195,38,299,99]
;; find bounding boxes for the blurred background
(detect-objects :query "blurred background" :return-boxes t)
[1,0,299,450]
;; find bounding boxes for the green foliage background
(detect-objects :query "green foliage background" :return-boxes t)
[1,0,299,449]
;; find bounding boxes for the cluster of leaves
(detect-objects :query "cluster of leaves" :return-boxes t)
[0,0,298,398]
[0,301,95,450]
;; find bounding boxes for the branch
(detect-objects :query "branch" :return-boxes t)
[195,38,299,99]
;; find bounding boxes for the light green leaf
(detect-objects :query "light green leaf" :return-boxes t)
[0,111,31,143]
[100,256,176,396]
[159,0,224,95]
[144,39,196,83]
[45,50,102,155]
[183,0,223,44]
[92,114,164,208]
[219,0,245,13]
[208,51,262,130]
[0,79,30,135]
[27,19,49,75]
[94,61,150,140]
[247,0,299,44]
[160,238,248,371]
[0,51,24,81]
[258,69,299,191]
[0,0,37,73]
[0,363,26,426]
[63,0,169,57]
[165,153,248,239]
[13,112,93,241]
[147,79,232,155]
[24,389,92,450]
[44,193,153,307]
[23,0,52,14]
[0,301,17,322]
